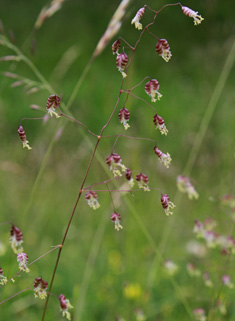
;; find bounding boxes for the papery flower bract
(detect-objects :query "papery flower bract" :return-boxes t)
[164,259,178,276]
[154,147,172,168]
[34,277,48,299]
[161,194,175,216]
[59,294,73,320]
[106,153,127,177]
[0,267,7,285]
[155,39,172,62]
[17,252,30,273]
[182,6,204,26]
[153,114,168,135]
[46,94,61,118]
[9,225,23,254]
[136,173,150,191]
[111,212,123,231]
[125,168,134,187]
[131,7,145,30]
[194,308,207,321]
[186,262,201,277]
[177,175,199,200]
[145,79,162,102]
[119,107,130,130]
[222,275,234,289]
[116,51,128,78]
[112,39,121,55]
[18,125,32,150]
[85,191,100,210]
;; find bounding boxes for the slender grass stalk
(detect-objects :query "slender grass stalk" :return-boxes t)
[74,209,108,321]
[183,40,235,176]
[0,3,212,320]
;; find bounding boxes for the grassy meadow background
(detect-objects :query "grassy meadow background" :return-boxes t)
[0,0,234,320]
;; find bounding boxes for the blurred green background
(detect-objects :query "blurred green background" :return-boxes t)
[0,0,234,320]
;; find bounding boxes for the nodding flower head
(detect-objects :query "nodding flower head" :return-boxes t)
[136,173,150,191]
[193,219,204,238]
[131,7,145,30]
[182,6,204,26]
[111,212,123,231]
[186,262,201,277]
[177,175,199,200]
[203,272,213,288]
[164,259,178,276]
[155,39,172,62]
[46,94,61,118]
[193,308,207,321]
[17,252,30,273]
[0,267,7,285]
[10,225,23,254]
[112,39,121,55]
[116,51,128,78]
[34,277,48,299]
[125,168,134,187]
[153,114,168,135]
[106,153,127,177]
[59,294,73,320]
[85,191,100,210]
[161,194,175,216]
[18,126,32,150]
[119,107,130,130]
[222,275,234,289]
[154,146,172,168]
[145,79,162,102]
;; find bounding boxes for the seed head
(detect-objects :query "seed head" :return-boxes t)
[222,275,234,289]
[59,294,73,320]
[125,168,134,187]
[46,94,61,118]
[10,225,23,254]
[161,194,175,216]
[119,107,130,130]
[177,175,199,199]
[186,262,201,277]
[17,252,30,273]
[153,114,168,135]
[136,173,150,191]
[131,7,145,30]
[18,126,32,150]
[106,153,127,177]
[34,277,48,299]
[0,267,7,285]
[155,39,172,62]
[111,212,123,231]
[116,51,128,78]
[85,191,100,210]
[154,146,172,168]
[193,308,207,321]
[145,79,162,102]
[182,6,204,26]
[112,39,121,55]
[164,259,178,276]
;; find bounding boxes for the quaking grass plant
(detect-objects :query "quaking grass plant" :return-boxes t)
[0,1,234,320]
